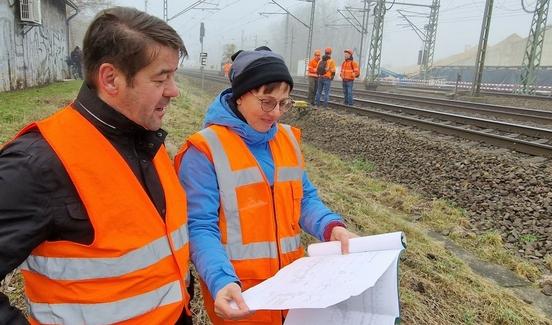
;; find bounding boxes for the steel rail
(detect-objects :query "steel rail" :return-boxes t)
[293,83,552,124]
[183,71,552,158]
[292,88,552,139]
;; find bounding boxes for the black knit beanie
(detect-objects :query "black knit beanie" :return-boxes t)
[229,48,294,101]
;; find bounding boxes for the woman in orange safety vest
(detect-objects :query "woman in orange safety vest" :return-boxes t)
[175,47,357,325]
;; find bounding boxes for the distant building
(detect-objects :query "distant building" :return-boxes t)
[0,0,78,92]
[398,29,552,86]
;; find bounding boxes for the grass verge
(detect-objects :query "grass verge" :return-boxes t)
[0,79,549,324]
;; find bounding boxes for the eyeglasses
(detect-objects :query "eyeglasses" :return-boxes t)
[249,91,294,113]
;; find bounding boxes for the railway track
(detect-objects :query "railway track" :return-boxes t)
[183,71,552,158]
[293,83,552,126]
[293,76,552,101]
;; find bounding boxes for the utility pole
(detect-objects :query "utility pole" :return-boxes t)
[241,30,245,49]
[163,0,168,22]
[420,0,439,80]
[366,0,385,88]
[286,14,290,64]
[271,0,316,74]
[259,11,291,65]
[394,1,439,80]
[291,25,296,73]
[200,22,205,90]
[307,0,315,69]
[336,2,371,78]
[145,0,148,13]
[471,0,494,96]
[519,0,550,94]
[359,0,370,78]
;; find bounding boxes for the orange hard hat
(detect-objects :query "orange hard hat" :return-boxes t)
[314,49,321,56]
[344,49,353,55]
[325,47,332,54]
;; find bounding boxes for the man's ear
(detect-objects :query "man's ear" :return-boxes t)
[97,63,122,96]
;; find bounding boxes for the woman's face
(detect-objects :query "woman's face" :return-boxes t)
[237,82,291,132]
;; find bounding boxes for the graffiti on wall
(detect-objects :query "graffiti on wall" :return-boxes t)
[25,25,66,86]
[0,0,68,92]
[0,4,17,92]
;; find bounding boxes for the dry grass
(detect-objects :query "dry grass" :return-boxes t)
[1,79,550,324]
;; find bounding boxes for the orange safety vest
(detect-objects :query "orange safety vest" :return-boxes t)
[17,106,190,324]
[174,124,305,325]
[317,58,336,79]
[224,63,232,78]
[307,57,320,77]
[340,60,360,81]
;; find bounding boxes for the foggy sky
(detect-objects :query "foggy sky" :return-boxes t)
[113,0,543,72]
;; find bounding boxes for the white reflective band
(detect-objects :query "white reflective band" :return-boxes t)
[277,167,303,182]
[235,167,264,186]
[224,241,278,260]
[280,235,302,254]
[29,280,183,325]
[171,224,190,252]
[200,128,254,245]
[21,224,188,280]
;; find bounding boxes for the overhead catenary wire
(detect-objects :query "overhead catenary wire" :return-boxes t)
[521,0,536,13]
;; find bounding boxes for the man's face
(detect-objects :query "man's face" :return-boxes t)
[345,52,351,59]
[116,45,180,131]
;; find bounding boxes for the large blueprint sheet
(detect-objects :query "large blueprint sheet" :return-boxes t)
[241,232,406,325]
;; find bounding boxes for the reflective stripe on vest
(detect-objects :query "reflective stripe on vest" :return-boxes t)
[29,280,182,325]
[21,225,188,280]
[199,125,303,260]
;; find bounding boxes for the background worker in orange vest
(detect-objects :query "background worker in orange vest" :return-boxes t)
[306,49,321,104]
[314,47,337,108]
[340,49,360,106]
[175,47,358,324]
[223,60,232,79]
[0,7,193,324]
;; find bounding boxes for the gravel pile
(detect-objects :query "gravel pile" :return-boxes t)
[283,108,552,266]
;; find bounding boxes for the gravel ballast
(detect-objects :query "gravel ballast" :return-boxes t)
[283,107,552,267]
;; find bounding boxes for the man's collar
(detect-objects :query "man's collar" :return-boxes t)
[74,83,148,135]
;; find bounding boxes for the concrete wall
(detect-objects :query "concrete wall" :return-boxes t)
[0,0,68,92]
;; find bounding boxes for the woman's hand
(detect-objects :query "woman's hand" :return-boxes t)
[330,226,359,254]
[214,282,255,320]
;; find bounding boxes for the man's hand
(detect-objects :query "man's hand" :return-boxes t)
[214,282,254,320]
[330,226,359,254]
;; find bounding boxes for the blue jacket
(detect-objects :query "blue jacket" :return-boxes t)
[178,88,343,298]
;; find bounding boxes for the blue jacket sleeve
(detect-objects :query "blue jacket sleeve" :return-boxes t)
[178,146,239,298]
[299,170,344,241]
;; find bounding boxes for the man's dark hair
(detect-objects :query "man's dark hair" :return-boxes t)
[83,6,187,87]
